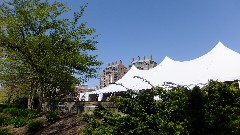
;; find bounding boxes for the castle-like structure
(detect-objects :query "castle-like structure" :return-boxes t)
[100,55,157,88]
[100,60,128,88]
[129,55,157,70]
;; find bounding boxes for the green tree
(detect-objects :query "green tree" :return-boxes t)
[82,81,240,135]
[187,86,206,135]
[83,87,190,135]
[203,81,240,135]
[0,0,101,110]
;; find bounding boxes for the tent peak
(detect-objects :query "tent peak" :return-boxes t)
[216,41,224,47]
[130,65,138,70]
[131,64,137,68]
[157,56,177,66]
[218,41,223,44]
[209,41,228,53]
[164,56,174,61]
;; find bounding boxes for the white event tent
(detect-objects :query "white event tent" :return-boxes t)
[81,42,240,101]
[81,65,152,101]
[140,42,240,87]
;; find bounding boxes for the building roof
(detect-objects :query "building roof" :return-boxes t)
[132,59,151,63]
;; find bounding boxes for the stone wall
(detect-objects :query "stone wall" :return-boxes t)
[42,101,116,115]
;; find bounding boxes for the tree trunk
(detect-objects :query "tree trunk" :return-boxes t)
[28,89,36,110]
[28,82,33,110]
[37,78,44,112]
[27,94,32,110]
[7,90,12,104]
[7,86,14,104]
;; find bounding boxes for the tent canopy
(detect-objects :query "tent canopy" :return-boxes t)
[86,42,240,95]
[140,42,240,87]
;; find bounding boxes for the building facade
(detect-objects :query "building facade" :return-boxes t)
[100,55,157,88]
[100,60,127,88]
[75,84,97,93]
[129,55,157,70]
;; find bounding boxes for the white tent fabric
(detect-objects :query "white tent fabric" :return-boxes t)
[82,65,150,101]
[114,65,151,90]
[86,65,152,95]
[82,42,240,100]
[79,93,89,101]
[83,55,176,100]
[92,56,177,94]
[116,56,180,90]
[139,42,240,87]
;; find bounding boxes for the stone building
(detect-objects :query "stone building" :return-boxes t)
[100,55,157,88]
[129,55,157,70]
[100,60,127,88]
[75,84,97,93]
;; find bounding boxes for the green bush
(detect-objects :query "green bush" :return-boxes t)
[46,111,59,122]
[3,108,18,116]
[28,120,42,133]
[0,115,12,126]
[0,128,12,135]
[0,106,5,113]
[3,108,28,117]
[12,117,26,128]
[17,109,29,117]
[0,104,9,112]
[3,107,39,119]
[0,107,39,128]
[82,81,240,135]
[27,111,39,119]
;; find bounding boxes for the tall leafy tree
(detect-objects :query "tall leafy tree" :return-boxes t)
[0,0,102,110]
[203,81,240,135]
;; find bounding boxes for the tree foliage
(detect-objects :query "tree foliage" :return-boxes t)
[0,0,101,110]
[82,81,240,135]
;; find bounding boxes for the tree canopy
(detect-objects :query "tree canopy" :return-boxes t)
[0,0,102,110]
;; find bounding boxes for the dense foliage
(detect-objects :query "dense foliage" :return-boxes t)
[28,120,42,133]
[82,81,240,135]
[0,128,12,135]
[46,111,59,122]
[3,107,38,118]
[0,0,101,110]
[0,107,39,128]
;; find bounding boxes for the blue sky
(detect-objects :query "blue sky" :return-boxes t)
[58,0,240,88]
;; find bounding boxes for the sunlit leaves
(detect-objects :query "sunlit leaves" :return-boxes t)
[0,0,102,108]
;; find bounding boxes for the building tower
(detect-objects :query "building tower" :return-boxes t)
[100,60,127,88]
[129,54,157,70]
[100,55,157,89]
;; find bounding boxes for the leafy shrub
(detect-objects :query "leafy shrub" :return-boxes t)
[3,107,39,119]
[3,108,28,117]
[82,81,240,135]
[27,111,39,119]
[46,111,59,122]
[0,128,12,135]
[28,120,42,133]
[0,115,12,126]
[12,117,26,128]
[17,109,29,117]
[0,107,4,113]
[3,108,18,116]
[0,104,8,112]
